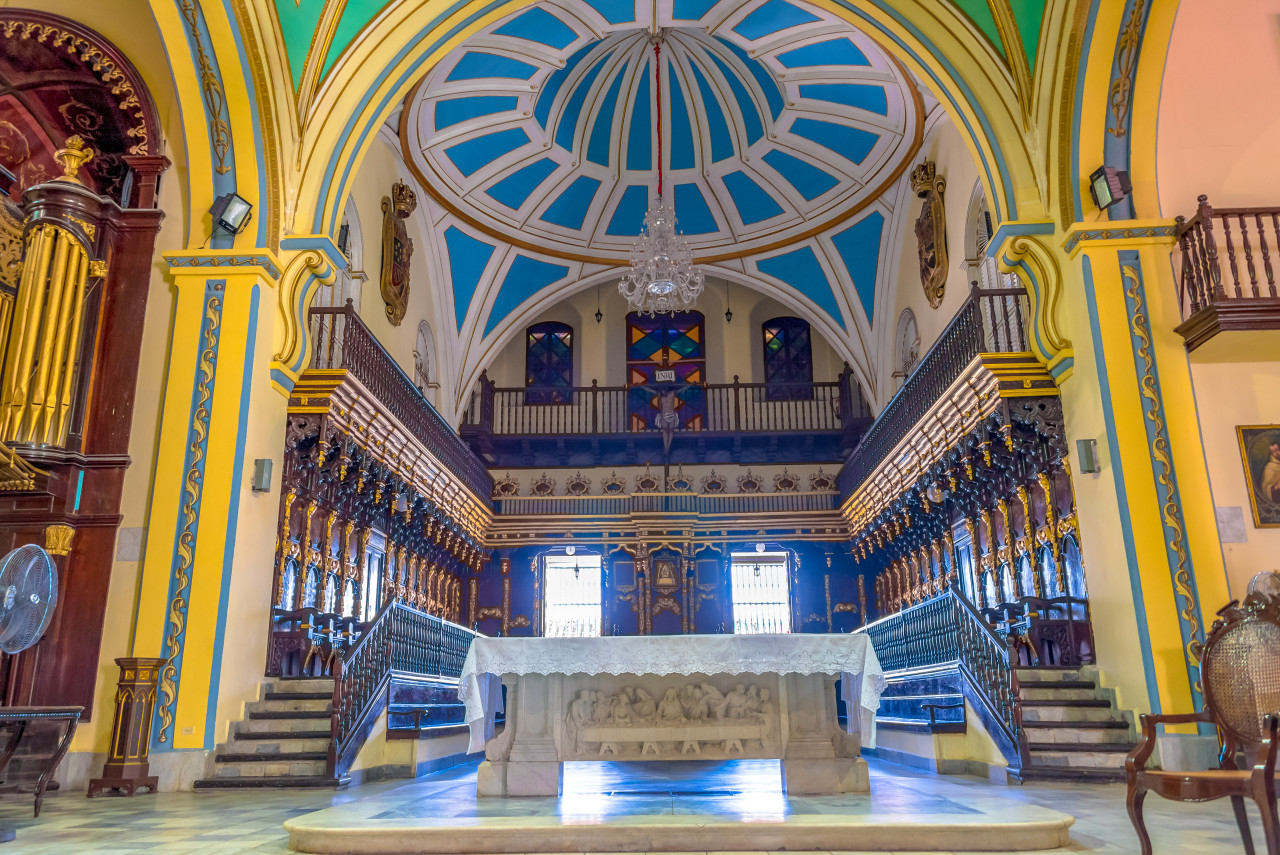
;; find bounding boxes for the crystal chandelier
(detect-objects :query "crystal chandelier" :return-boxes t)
[618,35,703,317]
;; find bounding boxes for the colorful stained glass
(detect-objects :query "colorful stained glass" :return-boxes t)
[626,312,706,430]
[525,321,573,404]
[762,316,812,400]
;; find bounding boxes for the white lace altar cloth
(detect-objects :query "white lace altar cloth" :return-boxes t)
[458,634,885,754]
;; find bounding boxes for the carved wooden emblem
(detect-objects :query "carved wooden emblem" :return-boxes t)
[911,160,947,309]
[379,180,417,326]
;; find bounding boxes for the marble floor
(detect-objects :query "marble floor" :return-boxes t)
[0,757,1267,854]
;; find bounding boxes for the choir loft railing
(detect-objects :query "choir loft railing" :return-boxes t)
[309,302,493,500]
[837,284,1029,496]
[463,371,871,438]
[855,589,1025,771]
[329,600,479,779]
[1173,195,1280,351]
[491,490,837,516]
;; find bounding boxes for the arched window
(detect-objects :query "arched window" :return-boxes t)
[762,316,812,400]
[413,321,436,402]
[525,321,573,404]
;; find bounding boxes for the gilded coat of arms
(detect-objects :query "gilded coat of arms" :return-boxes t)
[379,180,417,326]
[911,160,947,309]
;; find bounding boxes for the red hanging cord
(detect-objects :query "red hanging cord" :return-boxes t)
[654,39,663,199]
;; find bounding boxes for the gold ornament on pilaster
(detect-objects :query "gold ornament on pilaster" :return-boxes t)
[379,181,417,326]
[273,248,337,390]
[910,160,947,309]
[43,524,75,556]
[52,136,93,184]
[994,230,1072,377]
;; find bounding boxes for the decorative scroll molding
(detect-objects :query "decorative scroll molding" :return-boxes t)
[1107,0,1146,138]
[177,0,231,174]
[155,282,223,745]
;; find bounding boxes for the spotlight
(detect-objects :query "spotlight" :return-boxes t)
[1088,167,1131,211]
[209,192,253,235]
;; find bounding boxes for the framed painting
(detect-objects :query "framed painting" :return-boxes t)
[1237,425,1280,527]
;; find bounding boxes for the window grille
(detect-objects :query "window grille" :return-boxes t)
[543,555,602,637]
[730,554,791,634]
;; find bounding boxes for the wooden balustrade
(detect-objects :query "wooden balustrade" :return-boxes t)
[329,601,479,779]
[309,303,492,499]
[1174,195,1280,351]
[491,490,837,516]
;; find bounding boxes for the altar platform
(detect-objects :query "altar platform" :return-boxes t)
[283,758,1075,853]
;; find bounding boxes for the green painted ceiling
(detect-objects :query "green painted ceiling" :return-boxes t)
[272,0,1050,94]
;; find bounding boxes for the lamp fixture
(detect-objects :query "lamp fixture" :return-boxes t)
[1088,166,1131,211]
[724,283,733,323]
[573,563,581,580]
[595,283,602,324]
[618,34,703,317]
[753,563,761,578]
[209,192,254,235]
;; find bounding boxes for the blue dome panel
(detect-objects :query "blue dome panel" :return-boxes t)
[485,255,572,336]
[688,61,734,163]
[626,65,652,171]
[757,246,845,329]
[541,175,603,229]
[830,211,885,325]
[705,51,764,145]
[607,185,650,236]
[555,52,614,151]
[761,149,839,200]
[673,183,717,234]
[535,43,594,129]
[673,0,719,19]
[584,0,635,25]
[776,38,870,68]
[733,0,821,41]
[435,95,519,130]
[445,226,497,330]
[715,37,784,120]
[789,118,877,165]
[446,52,539,81]
[485,157,560,210]
[494,8,577,49]
[799,83,888,115]
[667,63,696,170]
[588,62,629,166]
[722,171,784,224]
[445,127,531,177]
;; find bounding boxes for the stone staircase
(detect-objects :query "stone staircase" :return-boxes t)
[195,677,348,789]
[1015,666,1136,782]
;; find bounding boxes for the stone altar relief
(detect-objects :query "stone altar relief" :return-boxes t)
[564,676,782,760]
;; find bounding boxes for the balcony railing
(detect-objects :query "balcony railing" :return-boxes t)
[492,490,837,516]
[308,302,492,499]
[1174,195,1280,351]
[837,285,1029,496]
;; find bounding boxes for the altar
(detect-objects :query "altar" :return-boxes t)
[458,634,884,797]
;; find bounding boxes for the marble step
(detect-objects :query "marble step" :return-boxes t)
[235,717,330,736]
[213,758,328,778]
[1022,722,1132,744]
[265,678,335,695]
[1019,686,1097,701]
[194,775,347,790]
[247,697,332,714]
[1016,669,1084,683]
[264,689,332,702]
[1016,765,1126,783]
[1026,743,1131,769]
[1020,703,1117,723]
[248,709,330,721]
[221,736,331,755]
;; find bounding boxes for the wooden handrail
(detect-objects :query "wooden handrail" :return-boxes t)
[1176,195,1280,314]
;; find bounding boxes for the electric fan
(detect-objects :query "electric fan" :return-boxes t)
[0,544,58,843]
[1247,569,1280,600]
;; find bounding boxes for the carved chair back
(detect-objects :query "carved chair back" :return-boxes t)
[1201,594,1280,755]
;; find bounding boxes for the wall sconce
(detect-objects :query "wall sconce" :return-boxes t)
[1089,167,1131,211]
[209,192,254,235]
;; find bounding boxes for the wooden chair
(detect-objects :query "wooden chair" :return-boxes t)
[1125,592,1280,855]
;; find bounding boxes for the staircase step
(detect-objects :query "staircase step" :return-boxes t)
[1027,745,1131,769]
[1020,698,1111,707]
[234,721,330,737]
[267,678,335,694]
[195,775,347,790]
[1016,766,1126,783]
[217,752,328,763]
[1021,704,1117,723]
[222,736,330,755]
[1023,724,1131,744]
[248,709,330,721]
[1028,741,1133,751]
[249,697,331,714]
[1016,669,1084,683]
[264,691,332,702]
[214,758,327,778]
[1020,686,1097,701]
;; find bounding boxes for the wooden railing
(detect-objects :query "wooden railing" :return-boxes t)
[855,589,1023,768]
[1176,195,1280,316]
[464,373,870,437]
[838,285,1029,496]
[309,303,492,500]
[329,600,479,779]
[492,490,837,516]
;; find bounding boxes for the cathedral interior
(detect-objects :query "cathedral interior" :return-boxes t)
[0,0,1276,853]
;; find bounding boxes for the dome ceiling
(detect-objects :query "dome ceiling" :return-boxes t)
[403,1,921,263]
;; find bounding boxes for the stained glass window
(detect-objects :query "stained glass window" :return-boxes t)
[525,321,573,404]
[625,311,705,431]
[762,316,813,401]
